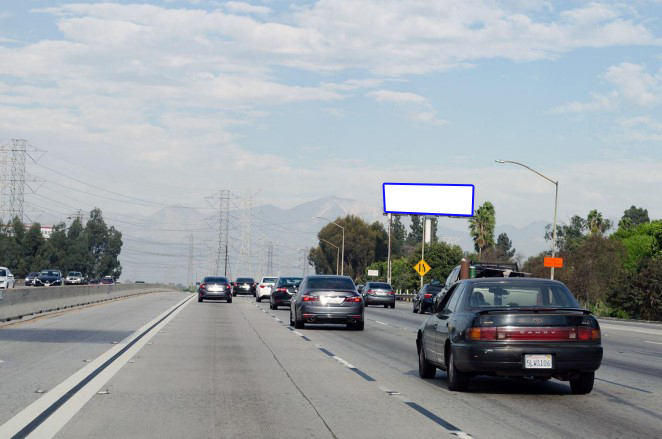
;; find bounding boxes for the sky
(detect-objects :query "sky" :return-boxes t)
[0,0,661,280]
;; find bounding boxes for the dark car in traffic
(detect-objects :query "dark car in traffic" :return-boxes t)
[416,278,602,394]
[100,276,115,285]
[25,272,39,286]
[413,283,443,314]
[270,276,302,310]
[233,277,256,296]
[362,282,396,308]
[34,269,64,286]
[198,276,233,303]
[290,275,364,330]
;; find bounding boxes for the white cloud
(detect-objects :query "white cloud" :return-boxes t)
[224,2,272,15]
[367,90,447,125]
[551,63,661,113]
[367,90,427,104]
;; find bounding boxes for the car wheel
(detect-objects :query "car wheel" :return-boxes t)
[447,348,469,391]
[383,304,388,308]
[419,305,426,314]
[418,342,436,379]
[256,296,261,302]
[390,304,395,309]
[294,312,305,329]
[412,305,418,313]
[570,372,595,395]
[198,297,203,303]
[290,311,294,326]
[227,298,232,303]
[232,292,236,297]
[354,321,365,331]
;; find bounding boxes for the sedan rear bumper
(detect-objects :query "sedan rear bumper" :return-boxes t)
[301,313,363,324]
[365,295,395,305]
[453,342,603,375]
[200,291,232,300]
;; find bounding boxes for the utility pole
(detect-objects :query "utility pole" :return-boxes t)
[387,213,392,285]
[187,233,194,287]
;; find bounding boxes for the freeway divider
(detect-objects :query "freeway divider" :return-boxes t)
[0,284,177,322]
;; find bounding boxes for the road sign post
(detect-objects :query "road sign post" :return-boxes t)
[414,259,431,285]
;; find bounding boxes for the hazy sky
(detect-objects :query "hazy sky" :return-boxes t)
[1,0,661,234]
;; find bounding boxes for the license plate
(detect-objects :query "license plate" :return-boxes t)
[320,297,344,305]
[524,354,553,369]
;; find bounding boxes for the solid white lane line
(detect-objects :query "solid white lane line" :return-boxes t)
[644,340,662,345]
[600,323,662,336]
[292,330,304,337]
[0,294,194,439]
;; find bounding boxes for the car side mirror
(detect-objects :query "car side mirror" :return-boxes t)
[195,282,200,286]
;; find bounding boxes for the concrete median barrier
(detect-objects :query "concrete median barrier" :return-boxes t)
[0,284,176,322]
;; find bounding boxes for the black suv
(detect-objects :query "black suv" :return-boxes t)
[233,277,256,296]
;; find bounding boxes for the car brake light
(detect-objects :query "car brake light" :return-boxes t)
[260,285,265,288]
[366,289,374,294]
[275,287,288,293]
[467,327,497,341]
[424,294,432,299]
[302,295,318,302]
[388,291,395,295]
[344,296,362,302]
[578,327,601,341]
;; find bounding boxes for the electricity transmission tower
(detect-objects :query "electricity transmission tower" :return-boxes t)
[234,191,258,277]
[187,233,194,287]
[0,139,28,223]
[205,190,231,277]
[267,242,274,274]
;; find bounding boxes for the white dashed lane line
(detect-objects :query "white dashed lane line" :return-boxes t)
[254,302,473,438]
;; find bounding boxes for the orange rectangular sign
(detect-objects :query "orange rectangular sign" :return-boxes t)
[544,257,563,268]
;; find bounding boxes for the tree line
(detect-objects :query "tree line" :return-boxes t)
[0,208,123,279]
[309,204,661,320]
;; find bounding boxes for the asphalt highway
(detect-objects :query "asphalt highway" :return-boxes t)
[1,292,661,438]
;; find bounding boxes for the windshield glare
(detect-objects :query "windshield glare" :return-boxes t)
[307,277,355,290]
[467,283,579,309]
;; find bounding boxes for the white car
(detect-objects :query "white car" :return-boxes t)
[256,276,278,302]
[0,267,16,289]
[65,271,85,285]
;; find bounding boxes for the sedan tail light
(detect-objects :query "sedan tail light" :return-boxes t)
[467,327,497,341]
[424,294,432,299]
[388,291,395,295]
[275,287,288,293]
[344,296,362,303]
[578,326,601,341]
[366,289,374,294]
[260,285,266,288]
[302,295,318,302]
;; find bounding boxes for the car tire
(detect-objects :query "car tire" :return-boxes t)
[290,311,295,326]
[198,297,203,303]
[412,305,418,313]
[419,305,426,314]
[232,292,236,297]
[227,298,232,303]
[384,304,388,308]
[447,349,469,391]
[390,304,395,309]
[418,343,436,379]
[570,372,594,395]
[294,314,305,329]
[256,296,261,302]
[355,321,365,331]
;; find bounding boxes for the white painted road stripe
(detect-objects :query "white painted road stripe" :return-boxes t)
[332,356,356,369]
[600,323,662,336]
[0,294,194,439]
[644,340,662,345]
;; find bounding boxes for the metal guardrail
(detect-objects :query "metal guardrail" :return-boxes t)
[396,294,416,302]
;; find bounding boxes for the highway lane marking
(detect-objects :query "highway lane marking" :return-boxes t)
[600,323,662,337]
[0,294,194,439]
[260,303,472,436]
[644,340,662,345]
[595,378,653,394]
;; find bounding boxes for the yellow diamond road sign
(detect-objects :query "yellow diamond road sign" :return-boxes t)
[414,259,431,277]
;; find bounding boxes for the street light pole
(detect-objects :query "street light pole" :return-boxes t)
[314,216,345,276]
[320,238,340,275]
[496,159,559,280]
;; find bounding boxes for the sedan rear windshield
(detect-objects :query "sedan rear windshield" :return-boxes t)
[368,283,393,290]
[307,277,355,290]
[262,277,278,283]
[236,278,254,283]
[204,277,228,283]
[277,277,302,287]
[425,286,443,293]
[467,283,579,309]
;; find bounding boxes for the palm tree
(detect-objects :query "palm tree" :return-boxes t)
[586,209,612,236]
[468,202,496,261]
